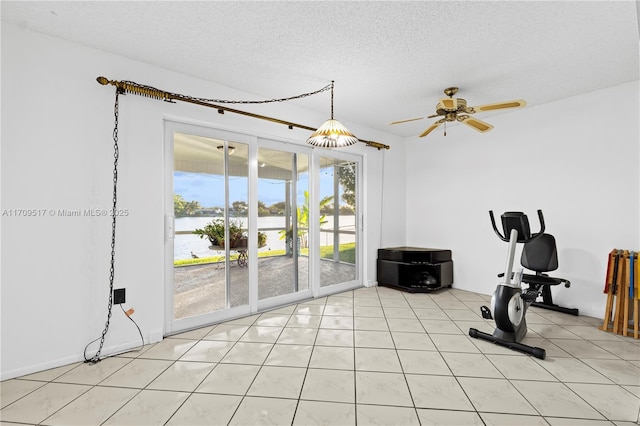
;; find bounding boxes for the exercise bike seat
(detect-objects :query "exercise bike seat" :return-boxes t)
[520,232,579,315]
[521,233,571,287]
[491,222,579,317]
[496,272,570,287]
[520,273,569,288]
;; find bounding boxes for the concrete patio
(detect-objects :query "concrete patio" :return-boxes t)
[173,255,356,319]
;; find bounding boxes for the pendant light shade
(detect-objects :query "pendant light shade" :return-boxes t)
[306,119,359,148]
[306,81,358,148]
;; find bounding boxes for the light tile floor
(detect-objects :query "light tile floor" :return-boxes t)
[2,286,640,425]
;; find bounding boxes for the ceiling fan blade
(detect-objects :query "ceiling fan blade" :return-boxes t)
[438,97,458,111]
[389,117,425,125]
[419,121,442,138]
[459,116,494,132]
[426,113,441,119]
[469,99,526,113]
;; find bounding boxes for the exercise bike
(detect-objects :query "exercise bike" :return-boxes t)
[469,210,549,359]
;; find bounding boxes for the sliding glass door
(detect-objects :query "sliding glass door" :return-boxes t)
[256,143,311,308]
[165,123,252,332]
[165,121,362,333]
[318,154,359,293]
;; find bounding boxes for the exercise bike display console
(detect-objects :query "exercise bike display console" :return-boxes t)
[469,210,549,359]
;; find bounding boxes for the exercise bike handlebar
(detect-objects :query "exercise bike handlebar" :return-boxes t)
[489,211,503,240]
[489,210,546,242]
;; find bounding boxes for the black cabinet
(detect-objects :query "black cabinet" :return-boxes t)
[377,247,453,292]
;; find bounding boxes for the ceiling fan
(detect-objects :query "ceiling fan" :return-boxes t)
[390,87,526,137]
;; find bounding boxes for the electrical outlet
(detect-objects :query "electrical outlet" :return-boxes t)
[113,288,126,305]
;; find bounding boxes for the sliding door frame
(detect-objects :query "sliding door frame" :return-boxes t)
[313,150,363,298]
[163,119,253,334]
[255,138,314,312]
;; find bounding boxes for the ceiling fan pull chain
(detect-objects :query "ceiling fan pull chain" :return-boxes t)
[444,121,447,136]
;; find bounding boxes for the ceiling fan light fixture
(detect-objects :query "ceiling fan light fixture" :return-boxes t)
[307,81,358,148]
[217,145,235,155]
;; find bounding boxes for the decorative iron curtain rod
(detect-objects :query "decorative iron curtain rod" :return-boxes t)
[96,77,390,150]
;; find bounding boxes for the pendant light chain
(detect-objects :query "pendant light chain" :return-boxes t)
[121,80,332,105]
[330,80,335,119]
[97,76,390,149]
[84,90,120,364]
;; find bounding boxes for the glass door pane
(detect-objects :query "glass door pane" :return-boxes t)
[173,132,249,320]
[257,147,309,300]
[319,157,357,287]
[296,153,309,292]
[227,144,249,308]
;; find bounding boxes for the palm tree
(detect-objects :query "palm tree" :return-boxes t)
[280,191,333,249]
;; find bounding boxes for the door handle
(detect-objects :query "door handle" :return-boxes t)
[165,215,175,242]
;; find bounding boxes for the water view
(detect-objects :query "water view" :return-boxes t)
[174,216,355,260]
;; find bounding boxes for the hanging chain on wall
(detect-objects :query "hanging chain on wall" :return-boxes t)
[96,76,390,150]
[84,89,120,364]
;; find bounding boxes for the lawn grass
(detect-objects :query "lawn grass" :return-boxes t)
[320,242,355,263]
[174,250,285,266]
[174,242,356,266]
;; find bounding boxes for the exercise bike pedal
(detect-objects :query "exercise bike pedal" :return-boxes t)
[480,305,493,320]
[521,290,539,303]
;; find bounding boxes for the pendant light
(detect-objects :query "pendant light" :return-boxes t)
[306,81,358,148]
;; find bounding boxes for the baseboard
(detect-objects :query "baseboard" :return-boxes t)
[1,329,164,381]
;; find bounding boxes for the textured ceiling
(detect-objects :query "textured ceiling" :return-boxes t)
[2,1,639,138]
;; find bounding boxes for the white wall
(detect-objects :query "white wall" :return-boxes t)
[405,81,639,318]
[0,23,403,379]
[373,143,407,249]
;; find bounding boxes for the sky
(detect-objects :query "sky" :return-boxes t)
[174,171,343,208]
